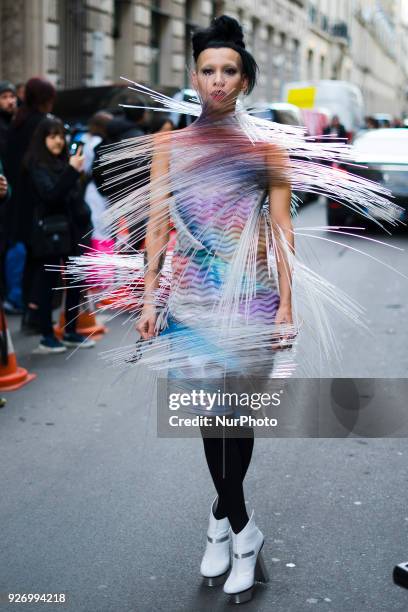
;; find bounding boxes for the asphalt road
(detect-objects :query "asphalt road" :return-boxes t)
[1,199,407,612]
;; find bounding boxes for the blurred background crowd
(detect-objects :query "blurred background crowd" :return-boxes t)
[0,75,174,355]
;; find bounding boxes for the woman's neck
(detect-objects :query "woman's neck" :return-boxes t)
[199,104,237,123]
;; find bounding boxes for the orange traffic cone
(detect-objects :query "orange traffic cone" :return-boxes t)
[54,292,108,340]
[55,309,108,340]
[0,306,36,391]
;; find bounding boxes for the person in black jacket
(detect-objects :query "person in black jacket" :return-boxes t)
[0,81,17,160]
[323,115,348,140]
[23,116,95,353]
[92,102,150,250]
[0,159,11,299]
[4,77,57,324]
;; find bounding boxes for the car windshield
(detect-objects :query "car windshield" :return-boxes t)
[274,110,300,126]
[252,108,300,126]
[352,129,408,158]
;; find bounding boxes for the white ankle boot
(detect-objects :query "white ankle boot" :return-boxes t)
[223,511,269,603]
[200,498,231,585]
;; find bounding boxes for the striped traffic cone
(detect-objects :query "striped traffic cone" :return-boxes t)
[54,291,108,340]
[0,305,36,391]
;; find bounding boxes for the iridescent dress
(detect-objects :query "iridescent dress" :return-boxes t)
[158,114,286,415]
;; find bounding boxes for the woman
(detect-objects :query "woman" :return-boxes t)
[137,16,294,603]
[24,116,95,353]
[65,14,402,606]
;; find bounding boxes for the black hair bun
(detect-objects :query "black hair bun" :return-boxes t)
[210,15,245,48]
[192,15,245,61]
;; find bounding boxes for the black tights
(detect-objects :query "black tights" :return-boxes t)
[200,425,254,534]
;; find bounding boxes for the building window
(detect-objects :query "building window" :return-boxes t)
[184,0,199,87]
[249,17,260,56]
[307,49,314,80]
[320,55,325,79]
[213,0,224,18]
[59,0,86,88]
[292,39,300,80]
[150,7,169,86]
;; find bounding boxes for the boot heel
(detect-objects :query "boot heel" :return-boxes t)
[202,569,230,587]
[230,586,254,604]
[255,551,269,583]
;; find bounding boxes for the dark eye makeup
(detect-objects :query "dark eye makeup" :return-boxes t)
[200,66,239,75]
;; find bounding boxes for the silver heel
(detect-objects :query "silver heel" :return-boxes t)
[228,548,268,604]
[202,569,230,587]
[230,586,254,604]
[255,550,269,583]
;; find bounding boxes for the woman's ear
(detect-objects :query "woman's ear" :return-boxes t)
[242,74,249,95]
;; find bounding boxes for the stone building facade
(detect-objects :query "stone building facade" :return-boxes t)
[0,0,406,115]
[306,0,408,115]
[0,0,308,98]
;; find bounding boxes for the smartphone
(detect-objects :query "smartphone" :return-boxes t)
[69,141,83,156]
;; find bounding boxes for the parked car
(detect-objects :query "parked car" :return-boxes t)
[169,89,200,129]
[372,113,393,128]
[250,103,304,126]
[326,128,408,228]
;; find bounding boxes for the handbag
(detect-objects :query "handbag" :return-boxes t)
[31,208,72,258]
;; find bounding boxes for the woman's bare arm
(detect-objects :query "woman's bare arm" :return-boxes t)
[136,135,171,339]
[267,145,295,342]
[269,183,294,308]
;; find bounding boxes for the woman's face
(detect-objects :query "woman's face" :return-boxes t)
[192,47,249,113]
[45,131,65,156]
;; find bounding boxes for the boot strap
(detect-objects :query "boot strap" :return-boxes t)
[207,534,229,544]
[233,550,255,559]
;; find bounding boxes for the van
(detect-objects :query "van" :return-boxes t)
[282,80,365,139]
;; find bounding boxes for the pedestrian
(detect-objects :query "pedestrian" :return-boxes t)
[106,102,147,142]
[0,80,17,159]
[92,101,150,250]
[0,160,11,299]
[0,79,19,313]
[83,112,113,245]
[365,115,379,130]
[23,115,95,353]
[4,77,57,327]
[323,114,347,140]
[15,82,26,107]
[148,114,174,134]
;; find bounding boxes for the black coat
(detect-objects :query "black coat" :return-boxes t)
[106,118,145,142]
[24,161,93,255]
[4,111,46,241]
[0,158,11,254]
[323,123,347,139]
[0,110,13,160]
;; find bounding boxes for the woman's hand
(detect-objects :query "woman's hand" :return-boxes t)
[69,145,84,172]
[0,174,8,199]
[273,302,296,350]
[136,304,157,340]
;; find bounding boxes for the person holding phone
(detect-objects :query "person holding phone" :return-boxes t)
[23,115,95,353]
